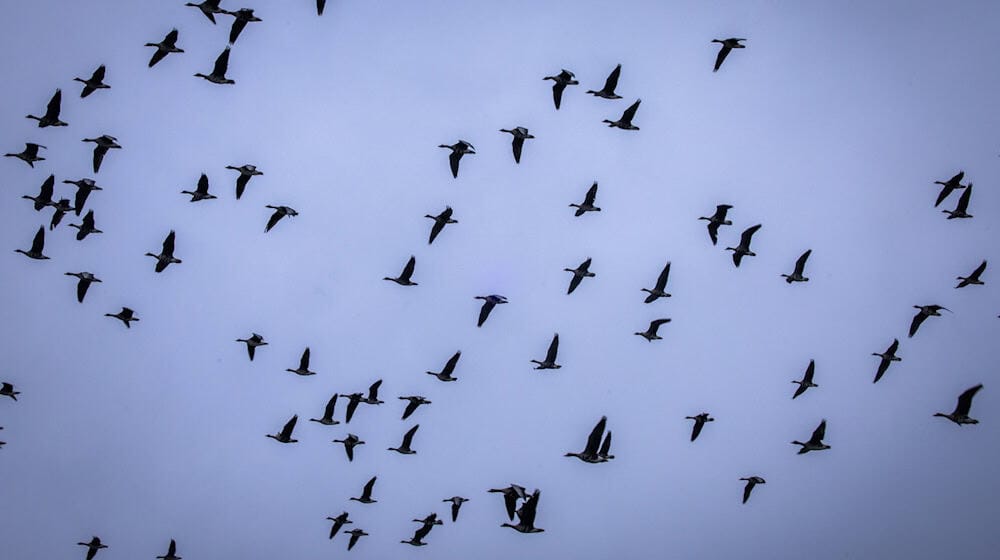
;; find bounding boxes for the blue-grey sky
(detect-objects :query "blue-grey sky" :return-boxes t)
[2,1,999,558]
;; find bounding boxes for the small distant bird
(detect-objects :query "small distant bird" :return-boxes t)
[74,66,110,98]
[49,198,75,230]
[223,8,262,44]
[712,38,746,72]
[602,99,641,130]
[499,127,535,163]
[699,204,733,245]
[181,174,216,201]
[641,261,672,303]
[565,416,610,463]
[186,0,225,23]
[155,539,181,560]
[443,496,469,522]
[105,307,139,328]
[425,206,457,244]
[475,295,508,327]
[501,489,544,533]
[344,529,368,551]
[401,522,434,547]
[531,333,561,369]
[333,433,365,461]
[791,419,830,454]
[791,360,818,399]
[956,260,987,288]
[388,424,420,454]
[15,226,49,260]
[726,224,762,267]
[586,64,623,99]
[384,255,418,286]
[26,89,67,128]
[685,413,715,442]
[69,210,102,241]
[635,318,671,341]
[909,305,949,337]
[739,476,765,504]
[326,512,351,539]
[235,333,267,361]
[5,142,46,167]
[82,135,121,173]
[22,174,55,211]
[933,171,966,207]
[412,513,444,529]
[361,379,384,405]
[488,484,528,521]
[438,140,475,178]
[942,184,973,219]
[286,347,316,376]
[264,205,298,232]
[782,249,812,283]
[564,258,595,294]
[872,339,901,384]
[226,164,263,199]
[146,230,181,272]
[310,393,340,425]
[427,351,461,381]
[543,69,578,109]
[266,414,298,443]
[569,182,601,216]
[1,383,20,401]
[350,476,378,503]
[77,536,108,560]
[195,47,235,84]
[145,29,184,67]
[63,178,103,216]
[342,393,364,424]
[317,0,327,15]
[65,272,102,303]
[399,396,431,419]
[934,384,983,426]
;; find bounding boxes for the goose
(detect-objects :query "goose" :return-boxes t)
[564,416,608,463]
[15,226,49,260]
[565,257,595,294]
[475,295,507,327]
[63,178,102,216]
[740,477,765,504]
[531,333,561,369]
[782,249,812,283]
[791,360,818,399]
[699,204,733,245]
[264,205,298,232]
[145,29,184,67]
[488,484,527,521]
[426,206,457,244]
[443,496,469,522]
[570,182,601,216]
[934,384,983,425]
[427,351,461,382]
[181,174,216,201]
[333,433,365,461]
[77,536,108,560]
[5,142,46,167]
[399,396,431,419]
[942,184,973,219]
[155,539,181,560]
[384,255,418,285]
[602,98,641,130]
[350,476,378,503]
[499,127,535,163]
[501,489,544,533]
[360,379,385,406]
[326,512,351,539]
[69,210,102,240]
[0,383,20,401]
[226,164,263,199]
[543,69,578,109]
[309,393,340,425]
[726,224,762,267]
[195,47,235,84]
[388,424,420,454]
[105,307,138,328]
[933,171,966,207]
[146,230,181,272]
[342,393,364,423]
[344,529,368,550]
[872,339,901,383]
[74,66,109,98]
[712,38,746,72]
[82,135,121,173]
[686,413,714,442]
[586,64,623,99]
[792,419,830,454]
[909,305,949,337]
[49,198,75,230]
[401,523,433,546]
[22,174,55,211]
[317,0,326,15]
[266,415,298,443]
[438,140,475,178]
[223,8,262,44]
[186,0,225,23]
[956,260,987,288]
[641,261,672,303]
[26,89,67,128]
[286,347,316,376]
[65,272,102,303]
[411,513,444,528]
[235,333,267,361]
[635,318,671,341]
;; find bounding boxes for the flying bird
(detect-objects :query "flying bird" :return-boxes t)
[0,383,20,401]
[942,184,973,219]
[65,272,102,303]
[740,477,765,504]
[264,205,298,232]
[934,384,983,426]
[326,512,351,539]
[145,29,184,67]
[641,261,672,303]
[333,433,365,461]
[475,295,508,327]
[74,66,110,98]
[499,127,535,163]
[872,339,902,384]
[5,142,46,167]
[181,174,216,201]
[22,174,55,211]
[726,224,762,267]
[235,333,267,361]
[488,484,528,521]
[286,347,316,376]
[635,318,671,341]
[104,307,139,328]
[266,414,298,443]
[185,0,225,24]
[586,64,623,99]
[82,135,121,173]
[361,379,384,405]
[712,38,746,72]
[791,419,830,454]
[564,257,596,294]
[401,522,434,547]
[15,226,49,260]
[384,255,418,285]
[955,260,987,288]
[438,140,475,178]
[933,171,966,207]
[425,206,457,244]
[564,416,610,463]
[77,536,108,560]
[49,198,75,230]
[443,496,469,522]
[399,396,431,420]
[226,164,263,199]
[69,210,103,240]
[782,249,812,283]
[569,182,601,216]
[309,393,340,425]
[146,230,181,272]
[155,539,181,560]
[791,360,818,399]
[543,69,578,109]
[427,351,461,382]
[909,305,949,337]
[685,413,714,442]
[224,8,262,44]
[501,489,544,533]
[350,476,378,503]
[388,424,420,454]
[699,204,733,245]
[195,47,235,84]
[531,333,561,370]
[63,178,103,216]
[344,529,368,551]
[342,393,364,424]
[26,89,67,127]
[602,98,641,130]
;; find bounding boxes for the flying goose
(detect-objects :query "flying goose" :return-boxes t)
[69,210,102,240]
[63,178,103,216]
[104,307,138,328]
[342,393,364,423]
[226,164,263,199]
[195,47,235,84]
[425,206,457,244]
[586,64,623,99]
[266,415,298,443]
[872,339,901,384]
[181,174,216,201]
[739,477,765,504]
[235,333,267,361]
[388,424,420,454]
[635,318,671,341]
[399,396,431,419]
[23,174,55,211]
[401,522,433,546]
[333,433,365,461]
[543,69,578,109]
[685,413,714,442]
[934,384,983,425]
[146,230,181,272]
[565,257,595,294]
[264,205,298,232]
[0,383,20,401]
[531,333,561,369]
[155,539,181,560]
[501,489,544,533]
[309,394,340,425]
[569,182,601,216]
[350,476,378,503]
[15,227,49,260]
[564,416,608,463]
[357,379,384,406]
[326,512,351,539]
[344,529,368,550]
[145,29,184,67]
[909,305,949,337]
[438,140,475,178]
[782,249,812,283]
[792,360,818,399]
[186,0,225,23]
[77,536,108,560]
[74,66,109,98]
[82,135,121,173]
[49,198,75,230]
[488,484,528,521]
[956,260,987,288]
[641,261,672,303]
[26,89,67,128]
[5,142,46,167]
[602,98,641,130]
[933,171,966,207]
[443,496,469,522]
[384,255,418,285]
[942,184,973,219]
[726,224,762,267]
[475,295,508,327]
[712,38,746,72]
[412,513,444,528]
[65,272,102,303]
[286,347,316,376]
[223,8,262,44]
[499,127,535,163]
[427,351,461,382]
[699,204,733,245]
[792,419,830,454]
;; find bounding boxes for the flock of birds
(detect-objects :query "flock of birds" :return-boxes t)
[1,2,992,557]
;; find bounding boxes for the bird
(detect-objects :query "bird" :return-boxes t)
[74,66,109,98]
[181,174,216,201]
[564,257,595,294]
[350,476,378,503]
[501,489,544,533]
[145,29,184,67]
[443,496,469,522]
[401,523,434,546]
[388,424,420,454]
[317,0,326,15]
[933,171,966,207]
[26,89,67,127]
[5,142,46,167]
[264,205,298,232]
[65,272,102,303]
[641,262,672,303]
[635,318,671,341]
[685,413,715,442]
[565,416,609,463]
[699,204,734,245]
[909,305,949,337]
[531,333,561,369]
[359,379,385,407]
[426,351,461,382]
[792,419,830,454]
[712,38,746,72]
[740,477,765,504]
[344,529,368,551]
[586,64,623,99]
[934,384,983,426]
[872,339,902,384]
[0,383,19,401]
[15,227,49,260]
[82,135,121,173]
[49,198,75,230]
[22,174,55,211]
[333,433,365,461]
[425,207,457,244]
[439,140,475,178]
[942,184,973,219]
[475,295,508,327]
[488,484,528,521]
[146,231,181,272]
[223,8,262,44]
[63,178,103,216]
[286,347,316,376]
[69,210,102,241]
[499,127,535,163]
[792,360,818,399]
[226,164,263,199]
[235,333,267,361]
[726,224,762,267]
[782,249,812,283]
[384,255,418,285]
[77,536,108,560]
[266,415,298,443]
[186,0,225,23]
[602,99,641,130]
[195,47,235,84]
[956,260,987,288]
[342,393,364,424]
[104,307,139,328]
[309,394,340,425]
[412,513,445,529]
[399,396,431,419]
[326,512,351,539]
[543,69,578,109]
[569,182,601,216]
[155,539,181,560]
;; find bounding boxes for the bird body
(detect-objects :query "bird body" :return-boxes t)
[310,393,340,425]
[226,164,263,199]
[565,257,595,294]
[344,529,368,550]
[181,174,216,201]
[333,433,364,461]
[286,347,316,376]
[77,536,108,560]
[1,383,21,401]
[23,174,55,211]
[82,135,121,173]
[326,512,351,539]
[489,484,527,521]
[425,206,457,244]
[501,489,544,533]
[186,0,225,24]
[933,171,966,207]
[443,496,469,522]
[388,424,420,454]
[195,47,235,84]
[223,8,262,44]
[956,260,987,288]
[641,261,672,303]
[424,350,459,381]
[782,249,812,283]
[49,198,75,230]
[726,224,762,267]
[69,210,102,240]
[942,184,973,219]
[350,476,378,503]
[63,178,103,216]
[740,477,765,504]
[699,204,733,245]
[686,413,714,441]
[872,339,901,383]
[16,226,50,260]
[909,305,949,337]
[565,416,610,463]
[384,255,418,285]
[399,396,432,419]
[264,205,298,232]
[5,142,46,167]
[65,272,102,303]
[156,539,181,560]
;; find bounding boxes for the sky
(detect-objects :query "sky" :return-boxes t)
[1,1,999,558]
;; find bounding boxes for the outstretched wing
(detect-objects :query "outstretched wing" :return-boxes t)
[809,420,826,444]
[45,89,62,120]
[448,151,462,178]
[545,334,559,362]
[401,256,416,281]
[401,424,419,448]
[714,45,732,72]
[280,415,298,439]
[584,416,607,455]
[552,81,566,109]
[299,347,310,370]
[478,300,496,327]
[443,351,461,374]
[655,262,671,290]
[584,182,598,206]
[621,99,641,123]
[691,419,704,441]
[162,230,176,255]
[955,384,983,416]
[213,47,231,76]
[511,136,524,163]
[603,64,621,93]
[740,224,762,246]
[908,311,927,338]
[794,250,812,275]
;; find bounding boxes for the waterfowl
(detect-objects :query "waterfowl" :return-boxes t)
[266,414,298,443]
[224,8,262,44]
[77,536,108,560]
[74,66,109,98]
[488,484,527,521]
[63,178,103,216]
[388,424,420,454]
[427,351,461,382]
[438,140,475,178]
[155,539,181,560]
[195,47,235,84]
[384,255,418,285]
[726,224,762,267]
[934,384,983,425]
[104,307,138,328]
[475,295,508,327]
[22,174,55,211]
[5,142,46,167]
[942,184,973,219]
[543,69,578,109]
[49,198,75,230]
[602,99,641,130]
[641,261,672,303]
[0,383,20,401]
[341,393,365,423]
[15,226,49,260]
[443,496,469,522]
[425,206,457,244]
[565,257,595,294]
[909,305,949,337]
[310,394,340,425]
[286,347,316,376]
[499,127,534,163]
[791,360,818,399]
[226,164,263,199]
[69,210,102,240]
[586,64,623,99]
[933,171,966,207]
[146,230,181,272]
[360,379,384,406]
[344,529,368,550]
[264,205,298,232]
[399,396,431,419]
[699,204,733,245]
[181,174,216,201]
[401,523,433,546]
[333,433,365,461]
[782,249,812,283]
[26,89,67,128]
[65,272,102,303]
[635,318,671,341]
[326,512,351,539]
[501,489,544,533]
[82,135,121,173]
[413,512,444,529]
[350,476,378,503]
[145,29,184,67]
[791,419,830,454]
[570,182,601,216]
[712,38,746,72]
[531,333,561,369]
[317,0,326,15]
[956,260,987,288]
[685,413,714,442]
[186,0,224,23]
[872,339,901,384]
[235,333,267,361]
[565,416,608,463]
[740,477,765,504]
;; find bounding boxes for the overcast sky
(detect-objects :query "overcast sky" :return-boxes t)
[1,1,999,559]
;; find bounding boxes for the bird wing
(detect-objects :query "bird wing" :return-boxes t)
[45,89,62,120]
[887,338,899,355]
[971,260,988,279]
[707,222,721,245]
[448,151,462,178]
[82,210,95,229]
[955,184,972,212]
[715,204,732,220]
[74,187,91,216]
[803,360,815,383]
[265,209,283,232]
[551,82,566,109]
[809,420,826,444]
[655,262,671,290]
[621,99,641,123]
[567,273,583,294]
[908,311,927,337]
[740,224,762,246]
[691,418,704,441]
[649,318,670,334]
[345,396,360,423]
[167,539,176,556]
[165,29,179,45]
[280,415,298,439]
[148,48,168,68]
[31,226,45,253]
[368,379,383,400]
[197,174,209,194]
[92,65,106,83]
[413,523,432,541]
[794,250,812,275]
[792,383,808,399]
[428,220,445,244]
[317,0,326,15]
[162,230,176,255]
[401,256,416,281]
[402,400,419,420]
[519,490,540,526]
[443,351,461,374]
[92,146,108,173]
[229,18,247,44]
[503,493,517,521]
[583,182,598,206]
[361,476,376,498]
[511,136,524,163]
[934,183,955,207]
[76,278,91,303]
[742,481,754,503]
[603,64,621,93]
[584,416,607,455]
[401,424,419,448]
[873,357,890,384]
[235,174,250,199]
[299,347,310,370]
[714,45,732,71]
[451,501,461,522]
[599,431,612,456]
[546,334,559,362]
[347,532,359,550]
[213,47,231,76]
[323,394,338,419]
[955,384,983,416]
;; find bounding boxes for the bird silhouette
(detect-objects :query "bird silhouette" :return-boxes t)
[499,127,534,163]
[531,333,561,369]
[475,295,507,327]
[792,419,830,454]
[74,66,110,98]
[934,384,983,425]
[104,307,138,328]
[266,415,298,443]
[712,38,746,71]
[15,227,50,260]
[543,69,578,109]
[5,142,46,167]
[195,47,235,84]
[635,318,671,341]
[641,261,672,303]
[602,99,641,130]
[569,182,601,216]
[586,64,623,99]
[145,29,183,67]
[872,339,902,384]
[26,89,67,127]
[782,249,812,283]
[438,140,475,178]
